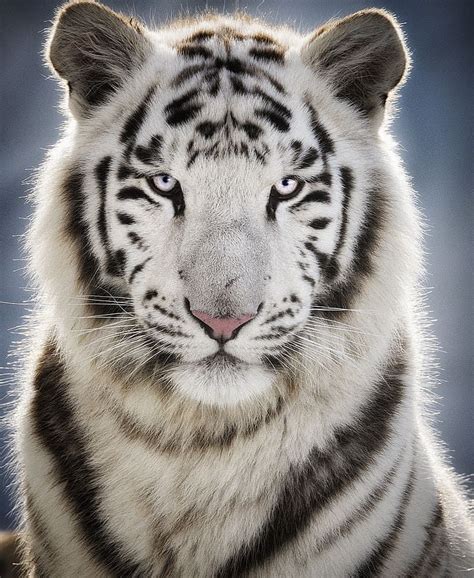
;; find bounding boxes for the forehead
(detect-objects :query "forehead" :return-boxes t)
[121,19,324,178]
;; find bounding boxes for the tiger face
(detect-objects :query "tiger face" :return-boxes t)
[45,2,408,405]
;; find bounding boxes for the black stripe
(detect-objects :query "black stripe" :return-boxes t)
[120,86,156,144]
[405,500,444,577]
[219,56,246,75]
[171,54,285,95]
[306,101,335,157]
[217,57,286,93]
[307,170,332,186]
[314,447,407,554]
[128,257,151,284]
[61,171,130,318]
[127,231,146,249]
[145,322,190,339]
[31,340,142,576]
[248,46,284,64]
[196,120,220,139]
[115,395,283,453]
[96,156,122,277]
[117,212,135,225]
[216,348,407,577]
[249,32,281,46]
[290,190,331,211]
[187,150,200,168]
[183,30,216,43]
[290,139,303,162]
[324,166,353,281]
[61,169,99,286]
[164,88,199,115]
[113,249,126,276]
[313,178,385,319]
[255,109,289,132]
[296,147,319,170]
[177,43,213,59]
[166,104,202,126]
[117,186,159,205]
[230,75,248,95]
[135,134,163,165]
[164,88,202,126]
[152,303,181,321]
[302,274,315,287]
[352,461,416,577]
[420,532,447,575]
[241,121,263,140]
[308,218,331,230]
[172,64,206,88]
[304,241,330,272]
[117,163,140,181]
[254,88,292,120]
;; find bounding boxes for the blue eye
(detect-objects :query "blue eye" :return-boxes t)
[151,174,177,193]
[274,177,299,196]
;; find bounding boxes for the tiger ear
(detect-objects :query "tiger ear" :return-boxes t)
[302,9,409,120]
[47,1,152,117]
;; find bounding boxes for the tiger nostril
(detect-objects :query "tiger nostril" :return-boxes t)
[190,310,257,342]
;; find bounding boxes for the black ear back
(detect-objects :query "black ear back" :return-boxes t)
[302,10,409,117]
[47,1,151,115]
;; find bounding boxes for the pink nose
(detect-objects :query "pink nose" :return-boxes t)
[191,311,256,340]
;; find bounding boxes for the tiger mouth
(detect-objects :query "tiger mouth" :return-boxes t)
[200,350,242,368]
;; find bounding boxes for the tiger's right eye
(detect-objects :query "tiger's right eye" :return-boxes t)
[273,177,299,197]
[148,174,179,195]
[270,176,303,201]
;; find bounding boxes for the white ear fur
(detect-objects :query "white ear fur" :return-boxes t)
[302,9,409,120]
[47,0,151,117]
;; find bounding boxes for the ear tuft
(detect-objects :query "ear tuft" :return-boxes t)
[47,1,151,115]
[302,9,409,118]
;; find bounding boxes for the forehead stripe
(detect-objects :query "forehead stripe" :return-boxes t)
[306,102,335,157]
[177,43,214,59]
[254,88,291,119]
[248,46,285,64]
[172,54,285,94]
[135,134,163,165]
[164,88,203,126]
[120,85,156,144]
[255,109,289,132]
[295,147,319,170]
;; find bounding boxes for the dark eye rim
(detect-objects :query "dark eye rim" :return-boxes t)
[146,174,182,197]
[270,176,304,201]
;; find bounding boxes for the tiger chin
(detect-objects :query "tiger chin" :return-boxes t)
[10,1,473,576]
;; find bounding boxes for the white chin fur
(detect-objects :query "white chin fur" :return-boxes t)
[168,359,275,406]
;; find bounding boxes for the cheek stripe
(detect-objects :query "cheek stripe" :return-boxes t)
[117,186,160,206]
[128,257,152,284]
[324,166,354,281]
[95,156,123,277]
[289,190,331,212]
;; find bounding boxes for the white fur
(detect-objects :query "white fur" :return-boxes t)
[13,5,473,577]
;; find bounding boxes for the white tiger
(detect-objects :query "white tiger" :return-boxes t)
[12,1,473,576]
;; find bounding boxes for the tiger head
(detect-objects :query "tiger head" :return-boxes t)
[38,1,413,406]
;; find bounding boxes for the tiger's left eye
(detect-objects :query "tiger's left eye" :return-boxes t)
[273,177,299,197]
[150,174,178,193]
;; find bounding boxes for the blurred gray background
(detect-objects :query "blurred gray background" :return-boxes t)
[0,0,472,530]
